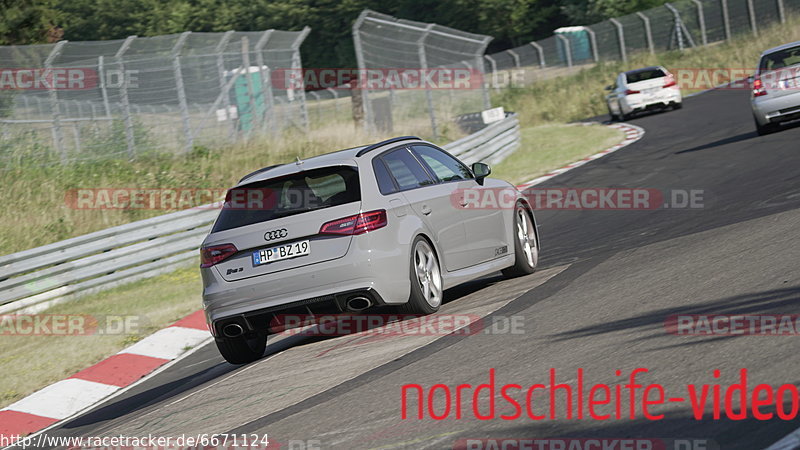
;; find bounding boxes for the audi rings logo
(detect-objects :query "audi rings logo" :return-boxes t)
[264,228,288,241]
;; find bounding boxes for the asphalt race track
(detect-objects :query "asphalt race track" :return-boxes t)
[34,87,800,449]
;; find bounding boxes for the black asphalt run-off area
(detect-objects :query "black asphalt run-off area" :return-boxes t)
[37,87,800,449]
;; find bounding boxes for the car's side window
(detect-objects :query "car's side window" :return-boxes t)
[372,157,398,195]
[411,145,473,183]
[379,148,436,191]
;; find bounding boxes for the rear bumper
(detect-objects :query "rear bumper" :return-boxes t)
[202,231,411,335]
[208,287,387,337]
[752,94,800,125]
[622,89,682,114]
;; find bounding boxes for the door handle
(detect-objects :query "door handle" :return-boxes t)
[420,204,432,215]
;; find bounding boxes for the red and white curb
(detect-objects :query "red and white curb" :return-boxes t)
[515,122,645,190]
[0,310,210,443]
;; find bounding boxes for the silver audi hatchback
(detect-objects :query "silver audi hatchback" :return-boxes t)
[200,136,540,363]
[751,41,800,135]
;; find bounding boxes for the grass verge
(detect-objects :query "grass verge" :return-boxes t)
[491,124,624,185]
[0,264,201,409]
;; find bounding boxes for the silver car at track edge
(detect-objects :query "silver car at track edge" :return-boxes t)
[751,40,800,135]
[199,136,540,363]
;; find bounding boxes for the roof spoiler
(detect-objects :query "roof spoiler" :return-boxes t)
[355,136,421,157]
[238,164,282,183]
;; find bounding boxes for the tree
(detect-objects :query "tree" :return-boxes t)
[0,0,61,45]
[560,0,669,25]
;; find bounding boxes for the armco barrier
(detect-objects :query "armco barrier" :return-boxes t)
[0,113,520,314]
[445,113,520,166]
[0,208,218,314]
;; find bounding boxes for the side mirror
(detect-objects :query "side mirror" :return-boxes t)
[471,162,491,185]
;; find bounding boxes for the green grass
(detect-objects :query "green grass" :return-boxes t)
[0,264,202,409]
[492,124,624,185]
[494,14,800,127]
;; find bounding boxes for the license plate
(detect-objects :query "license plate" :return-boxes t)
[252,240,310,266]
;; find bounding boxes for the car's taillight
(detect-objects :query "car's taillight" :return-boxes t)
[625,89,640,95]
[319,210,387,235]
[200,243,238,268]
[663,74,677,88]
[752,78,767,97]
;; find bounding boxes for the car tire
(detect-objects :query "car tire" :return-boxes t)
[607,103,619,122]
[755,118,777,136]
[215,332,267,364]
[400,236,443,315]
[502,204,539,278]
[672,102,683,110]
[618,103,629,121]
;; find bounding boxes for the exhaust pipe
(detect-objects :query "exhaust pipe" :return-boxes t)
[346,296,372,312]
[222,323,244,338]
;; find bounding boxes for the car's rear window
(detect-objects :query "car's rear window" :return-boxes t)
[626,68,666,83]
[211,166,360,232]
[759,45,800,72]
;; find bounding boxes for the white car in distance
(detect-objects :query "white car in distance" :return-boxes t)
[605,66,683,121]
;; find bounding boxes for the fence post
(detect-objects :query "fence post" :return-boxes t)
[584,27,599,62]
[97,55,112,119]
[171,31,193,153]
[665,3,696,50]
[240,37,259,140]
[352,11,372,134]
[255,30,275,135]
[484,54,500,92]
[636,12,655,54]
[555,34,572,67]
[309,91,321,124]
[507,49,521,68]
[746,0,758,35]
[608,19,627,63]
[777,0,786,23]
[214,30,236,140]
[292,27,311,133]
[114,36,136,159]
[529,41,545,68]
[71,100,82,153]
[690,0,708,46]
[418,24,438,140]
[44,41,67,164]
[721,0,732,41]
[477,36,493,110]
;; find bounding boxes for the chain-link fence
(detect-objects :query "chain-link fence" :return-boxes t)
[483,0,800,82]
[0,28,310,166]
[352,10,493,140]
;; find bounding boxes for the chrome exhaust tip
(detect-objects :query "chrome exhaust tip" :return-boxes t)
[346,296,372,312]
[222,323,245,338]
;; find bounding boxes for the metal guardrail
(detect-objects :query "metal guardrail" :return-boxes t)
[0,208,218,314]
[445,113,520,166]
[0,113,520,314]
